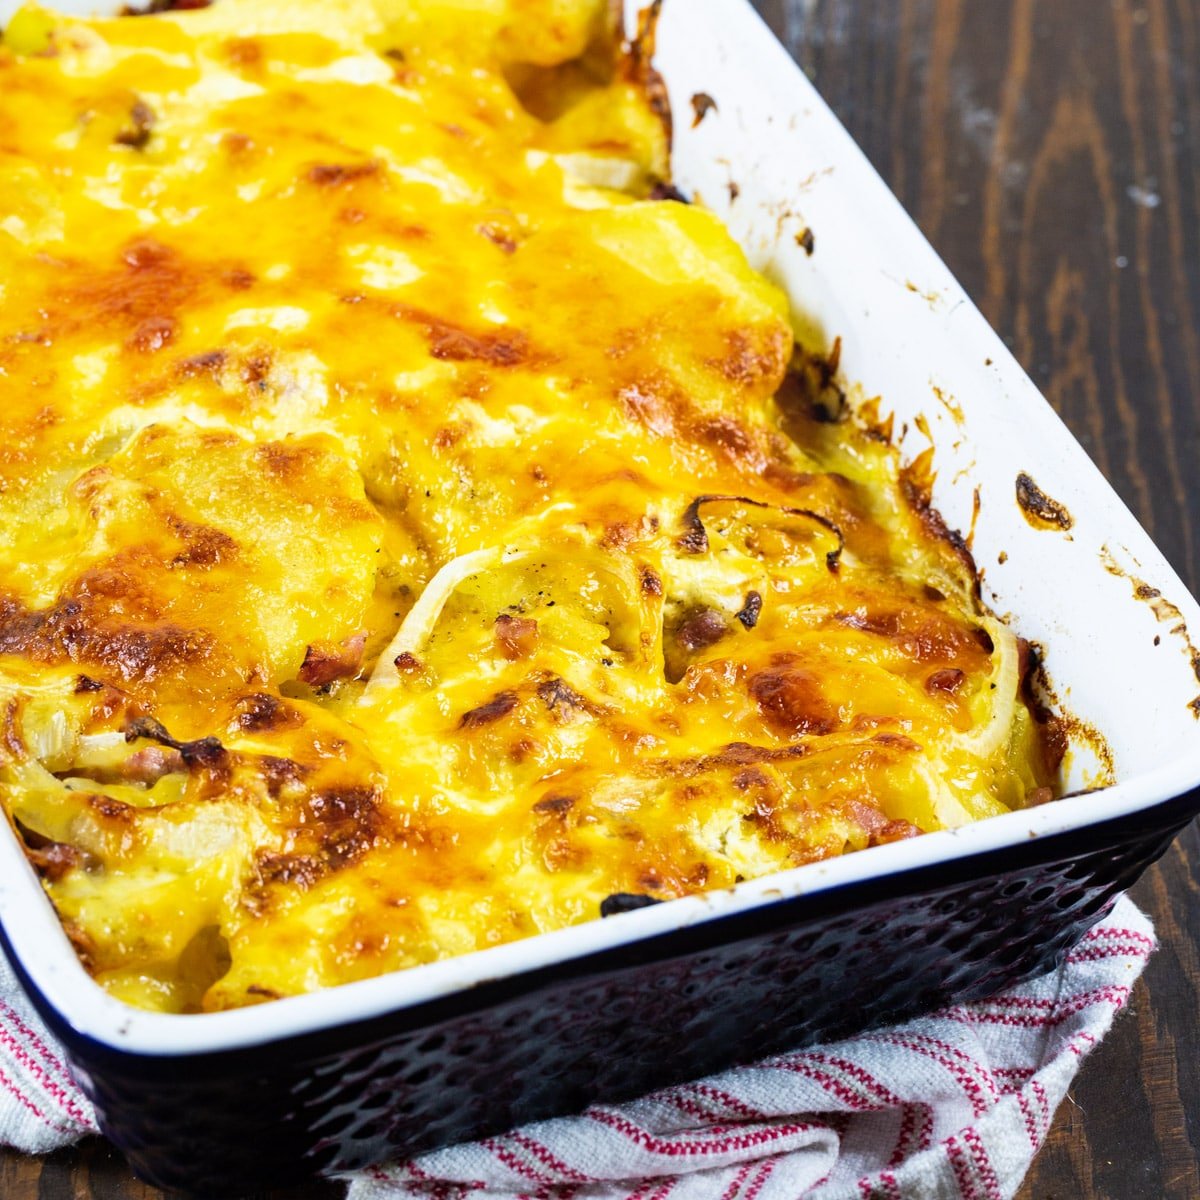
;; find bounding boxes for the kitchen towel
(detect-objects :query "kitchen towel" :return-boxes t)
[0,895,1155,1200]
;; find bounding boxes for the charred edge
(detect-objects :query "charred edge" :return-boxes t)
[776,339,845,424]
[253,787,383,890]
[12,818,93,881]
[966,486,982,550]
[1016,638,1069,780]
[304,786,382,869]
[735,590,763,629]
[690,92,717,127]
[1015,472,1073,531]
[234,693,298,733]
[599,892,661,917]
[536,676,602,719]
[624,0,671,149]
[124,715,225,767]
[459,691,519,729]
[815,335,842,394]
[898,465,980,596]
[647,180,688,203]
[0,595,212,682]
[677,497,713,553]
[677,494,844,571]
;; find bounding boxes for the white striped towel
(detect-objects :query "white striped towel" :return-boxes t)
[0,895,1154,1200]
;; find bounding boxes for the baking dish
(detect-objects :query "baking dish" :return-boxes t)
[1,0,1199,1191]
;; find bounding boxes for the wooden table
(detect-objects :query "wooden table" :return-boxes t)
[3,1,1199,1196]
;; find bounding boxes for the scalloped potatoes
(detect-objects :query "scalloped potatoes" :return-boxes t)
[0,0,1058,1012]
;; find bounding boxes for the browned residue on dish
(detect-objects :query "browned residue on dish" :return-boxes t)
[761,197,818,249]
[905,280,941,307]
[854,395,894,444]
[796,166,835,192]
[1018,638,1114,787]
[932,384,964,424]
[966,485,982,550]
[898,447,978,587]
[1015,472,1073,531]
[1100,546,1200,718]
[690,92,717,127]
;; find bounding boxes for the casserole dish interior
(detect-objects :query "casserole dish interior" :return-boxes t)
[657,1,1200,792]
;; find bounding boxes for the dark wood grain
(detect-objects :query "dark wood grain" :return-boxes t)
[0,1136,346,1199]
[2,1,1198,1196]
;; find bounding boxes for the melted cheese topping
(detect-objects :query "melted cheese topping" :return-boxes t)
[0,0,1058,1013]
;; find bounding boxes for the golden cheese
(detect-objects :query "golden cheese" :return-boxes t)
[0,0,1059,1013]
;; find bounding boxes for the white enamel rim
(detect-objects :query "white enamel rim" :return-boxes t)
[0,0,1198,1057]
